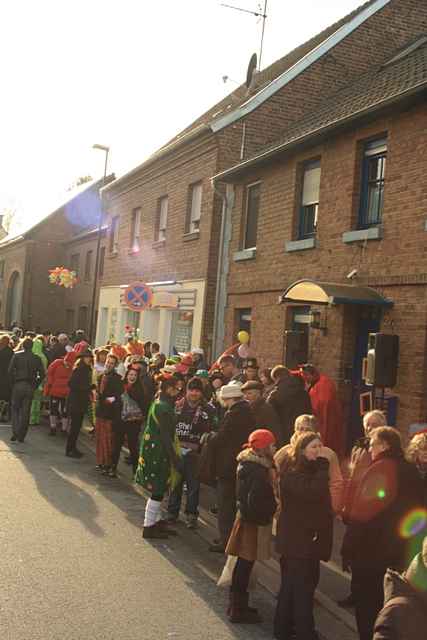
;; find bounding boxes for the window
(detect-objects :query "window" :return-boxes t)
[110,216,119,253]
[78,305,88,333]
[99,246,106,277]
[237,308,252,334]
[186,182,202,234]
[70,253,79,275]
[359,138,387,229]
[156,196,168,242]
[243,183,261,249]
[84,250,93,281]
[130,208,141,252]
[299,160,321,239]
[0,260,4,279]
[66,309,75,334]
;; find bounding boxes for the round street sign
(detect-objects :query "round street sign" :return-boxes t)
[123,282,153,312]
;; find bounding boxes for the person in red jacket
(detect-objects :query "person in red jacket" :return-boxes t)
[45,350,77,435]
[301,364,344,459]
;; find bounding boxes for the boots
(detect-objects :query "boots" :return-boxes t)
[228,592,262,624]
[142,524,169,540]
[227,588,258,616]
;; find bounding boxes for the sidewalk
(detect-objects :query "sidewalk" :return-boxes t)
[78,423,357,640]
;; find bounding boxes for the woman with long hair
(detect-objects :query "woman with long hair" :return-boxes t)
[135,374,182,539]
[111,366,145,476]
[274,431,333,640]
[65,350,95,458]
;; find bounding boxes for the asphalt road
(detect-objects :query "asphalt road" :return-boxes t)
[1,423,280,640]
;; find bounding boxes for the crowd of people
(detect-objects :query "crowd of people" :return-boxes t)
[0,327,426,640]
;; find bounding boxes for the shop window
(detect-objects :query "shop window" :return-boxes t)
[243,183,261,249]
[110,216,119,253]
[236,308,252,334]
[99,246,105,277]
[186,182,202,234]
[171,310,194,353]
[156,196,168,242]
[130,208,141,252]
[358,138,387,229]
[70,253,79,275]
[84,250,93,282]
[299,160,321,239]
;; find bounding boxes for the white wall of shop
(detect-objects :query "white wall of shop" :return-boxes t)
[95,279,206,355]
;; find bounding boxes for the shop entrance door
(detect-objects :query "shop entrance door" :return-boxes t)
[170,310,194,354]
[348,307,380,450]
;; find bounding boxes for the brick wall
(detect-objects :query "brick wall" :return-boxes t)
[224,99,427,434]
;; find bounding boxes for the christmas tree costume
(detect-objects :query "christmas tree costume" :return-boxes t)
[135,393,181,496]
[30,340,47,425]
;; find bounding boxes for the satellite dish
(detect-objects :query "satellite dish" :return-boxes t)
[246,53,258,89]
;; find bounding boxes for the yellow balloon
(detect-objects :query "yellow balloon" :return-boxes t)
[238,330,250,344]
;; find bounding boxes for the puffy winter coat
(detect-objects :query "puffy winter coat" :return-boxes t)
[45,356,75,398]
[236,449,277,526]
[373,555,427,640]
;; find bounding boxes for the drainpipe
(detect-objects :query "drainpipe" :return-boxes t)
[211,180,235,359]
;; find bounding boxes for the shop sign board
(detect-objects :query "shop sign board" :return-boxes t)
[151,291,179,308]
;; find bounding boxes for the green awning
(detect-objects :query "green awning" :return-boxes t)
[280,280,393,307]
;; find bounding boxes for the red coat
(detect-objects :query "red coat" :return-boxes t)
[309,374,344,458]
[45,354,76,398]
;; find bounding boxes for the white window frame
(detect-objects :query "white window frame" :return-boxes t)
[158,196,168,241]
[244,181,261,250]
[110,216,119,254]
[188,182,202,234]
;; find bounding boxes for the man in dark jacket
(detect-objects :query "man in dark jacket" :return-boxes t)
[8,338,44,442]
[373,536,427,639]
[267,365,311,444]
[242,380,283,445]
[210,382,256,552]
[167,377,216,528]
[47,333,69,363]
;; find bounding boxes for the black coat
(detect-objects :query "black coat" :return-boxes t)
[236,451,276,526]
[373,563,427,640]
[251,398,284,447]
[267,374,312,444]
[96,371,124,422]
[341,452,425,571]
[47,343,67,364]
[213,400,256,481]
[8,349,44,390]
[67,363,94,414]
[277,457,333,561]
[0,345,14,401]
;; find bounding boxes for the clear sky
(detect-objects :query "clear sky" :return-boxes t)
[0,0,366,233]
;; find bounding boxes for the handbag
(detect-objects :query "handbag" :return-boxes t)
[121,392,143,422]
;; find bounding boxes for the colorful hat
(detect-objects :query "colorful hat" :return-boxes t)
[195,369,209,379]
[244,429,276,450]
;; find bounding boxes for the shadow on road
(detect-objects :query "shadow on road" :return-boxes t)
[0,426,105,538]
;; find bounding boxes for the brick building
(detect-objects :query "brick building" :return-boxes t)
[0,177,113,334]
[97,0,426,360]
[213,29,427,441]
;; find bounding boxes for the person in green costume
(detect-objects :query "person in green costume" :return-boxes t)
[135,373,182,539]
[30,336,47,425]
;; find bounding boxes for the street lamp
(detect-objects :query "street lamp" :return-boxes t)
[89,143,109,345]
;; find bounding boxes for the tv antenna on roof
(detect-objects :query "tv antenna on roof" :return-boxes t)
[220,1,268,70]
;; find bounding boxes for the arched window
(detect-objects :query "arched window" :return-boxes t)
[6,271,22,327]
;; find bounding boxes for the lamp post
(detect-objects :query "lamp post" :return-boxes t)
[89,144,109,345]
